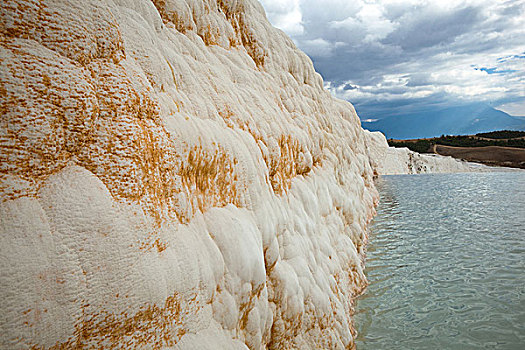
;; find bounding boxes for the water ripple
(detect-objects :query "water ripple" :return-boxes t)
[355,172,525,350]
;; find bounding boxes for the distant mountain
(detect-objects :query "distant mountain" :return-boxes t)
[362,103,525,139]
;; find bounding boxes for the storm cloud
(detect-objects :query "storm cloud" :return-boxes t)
[260,0,525,119]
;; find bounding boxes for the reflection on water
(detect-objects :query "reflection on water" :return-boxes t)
[355,172,525,350]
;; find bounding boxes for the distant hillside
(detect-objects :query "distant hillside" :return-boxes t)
[476,130,525,139]
[388,131,525,152]
[435,145,525,169]
[362,103,525,139]
[387,131,525,169]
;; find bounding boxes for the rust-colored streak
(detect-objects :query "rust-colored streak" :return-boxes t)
[179,143,240,221]
[216,0,266,67]
[151,0,266,67]
[29,292,200,349]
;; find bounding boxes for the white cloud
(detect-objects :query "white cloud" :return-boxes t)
[496,101,525,116]
[357,3,397,42]
[329,3,396,43]
[260,0,304,36]
[298,38,346,57]
[330,16,360,30]
[259,0,525,118]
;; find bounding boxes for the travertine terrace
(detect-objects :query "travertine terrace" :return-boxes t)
[364,131,487,175]
[1,0,379,348]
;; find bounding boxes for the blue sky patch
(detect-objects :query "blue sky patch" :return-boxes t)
[475,67,517,75]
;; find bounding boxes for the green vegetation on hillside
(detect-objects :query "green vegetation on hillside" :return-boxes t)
[437,135,525,148]
[475,130,525,139]
[387,139,433,153]
[388,130,525,153]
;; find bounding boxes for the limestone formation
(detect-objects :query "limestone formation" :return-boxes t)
[0,1,378,348]
[364,130,486,175]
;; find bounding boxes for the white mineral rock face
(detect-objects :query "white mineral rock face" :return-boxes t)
[0,0,378,348]
[364,130,481,175]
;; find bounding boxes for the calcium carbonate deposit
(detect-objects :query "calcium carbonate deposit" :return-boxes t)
[0,1,482,349]
[364,130,486,175]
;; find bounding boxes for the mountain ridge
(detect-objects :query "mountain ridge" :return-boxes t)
[362,103,525,139]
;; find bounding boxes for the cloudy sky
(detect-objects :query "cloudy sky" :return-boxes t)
[259,0,525,119]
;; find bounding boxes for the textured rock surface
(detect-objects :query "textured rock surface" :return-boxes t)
[364,130,485,175]
[1,1,378,349]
